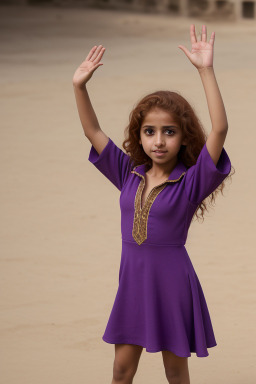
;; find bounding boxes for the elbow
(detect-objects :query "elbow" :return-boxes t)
[221,125,228,134]
[213,124,228,135]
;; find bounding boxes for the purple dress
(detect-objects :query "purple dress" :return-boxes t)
[88,137,231,358]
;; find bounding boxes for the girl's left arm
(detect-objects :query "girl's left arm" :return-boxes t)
[179,24,228,166]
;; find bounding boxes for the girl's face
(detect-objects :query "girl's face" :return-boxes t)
[139,108,187,165]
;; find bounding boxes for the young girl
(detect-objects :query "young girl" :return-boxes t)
[73,24,234,384]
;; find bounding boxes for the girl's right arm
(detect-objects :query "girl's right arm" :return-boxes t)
[72,45,109,155]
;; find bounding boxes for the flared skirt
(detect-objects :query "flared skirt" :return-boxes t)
[102,240,217,358]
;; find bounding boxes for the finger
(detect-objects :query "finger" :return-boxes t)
[190,24,197,45]
[90,45,103,62]
[85,46,97,61]
[202,25,207,43]
[209,31,215,46]
[91,63,103,74]
[178,45,191,60]
[93,47,106,64]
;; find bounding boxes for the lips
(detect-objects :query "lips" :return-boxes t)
[153,150,167,153]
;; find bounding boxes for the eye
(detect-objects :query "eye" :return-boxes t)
[165,129,175,135]
[144,128,154,135]
[143,128,176,135]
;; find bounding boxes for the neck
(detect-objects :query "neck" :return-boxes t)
[147,158,178,178]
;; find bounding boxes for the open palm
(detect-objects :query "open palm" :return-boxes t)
[73,45,105,87]
[179,25,215,69]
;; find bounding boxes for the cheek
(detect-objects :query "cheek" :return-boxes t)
[169,134,183,143]
[142,137,153,146]
[166,137,179,145]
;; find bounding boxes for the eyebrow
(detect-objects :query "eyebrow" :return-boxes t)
[142,125,179,129]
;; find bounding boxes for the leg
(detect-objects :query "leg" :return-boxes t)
[111,343,143,384]
[162,350,190,384]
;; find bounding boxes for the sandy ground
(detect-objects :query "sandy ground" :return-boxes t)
[0,4,256,383]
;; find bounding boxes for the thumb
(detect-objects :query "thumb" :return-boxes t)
[178,45,191,60]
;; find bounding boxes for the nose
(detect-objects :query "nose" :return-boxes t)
[155,133,165,146]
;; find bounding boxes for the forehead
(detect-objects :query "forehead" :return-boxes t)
[142,108,177,123]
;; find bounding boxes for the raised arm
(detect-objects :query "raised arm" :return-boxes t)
[178,24,229,166]
[72,45,109,155]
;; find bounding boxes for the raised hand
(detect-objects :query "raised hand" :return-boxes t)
[178,25,215,70]
[73,45,106,87]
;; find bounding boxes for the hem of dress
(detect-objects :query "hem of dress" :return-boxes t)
[102,335,217,358]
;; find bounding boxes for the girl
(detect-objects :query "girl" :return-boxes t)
[73,24,234,384]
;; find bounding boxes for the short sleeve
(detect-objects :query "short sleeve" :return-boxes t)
[184,142,231,205]
[88,137,133,191]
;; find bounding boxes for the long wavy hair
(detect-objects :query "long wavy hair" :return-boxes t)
[122,90,235,222]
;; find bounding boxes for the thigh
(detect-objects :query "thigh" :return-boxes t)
[113,343,144,372]
[162,349,189,378]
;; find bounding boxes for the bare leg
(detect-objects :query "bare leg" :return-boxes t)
[111,343,143,384]
[162,350,190,384]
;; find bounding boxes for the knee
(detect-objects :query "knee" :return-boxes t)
[165,368,183,384]
[112,359,137,382]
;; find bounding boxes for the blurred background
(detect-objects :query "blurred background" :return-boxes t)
[1,1,255,384]
[1,0,256,19]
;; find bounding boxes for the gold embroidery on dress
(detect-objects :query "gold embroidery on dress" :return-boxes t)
[131,167,186,245]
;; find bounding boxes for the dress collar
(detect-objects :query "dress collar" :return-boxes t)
[131,160,187,182]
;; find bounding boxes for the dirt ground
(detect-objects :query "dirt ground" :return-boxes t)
[0,4,256,383]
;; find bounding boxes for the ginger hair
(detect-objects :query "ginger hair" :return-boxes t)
[122,90,235,222]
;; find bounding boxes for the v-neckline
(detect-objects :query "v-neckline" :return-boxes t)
[131,161,187,211]
[132,178,170,245]
[140,178,167,211]
[139,177,168,211]
[131,162,187,245]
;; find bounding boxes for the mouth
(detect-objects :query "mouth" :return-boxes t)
[153,150,167,157]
